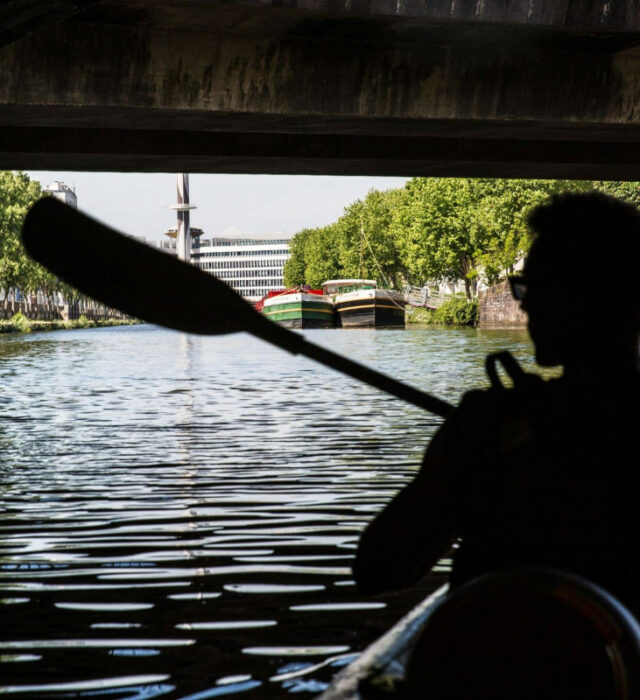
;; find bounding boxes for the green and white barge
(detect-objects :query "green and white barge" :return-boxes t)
[260,288,334,329]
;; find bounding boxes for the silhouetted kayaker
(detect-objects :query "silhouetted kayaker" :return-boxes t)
[354,192,640,615]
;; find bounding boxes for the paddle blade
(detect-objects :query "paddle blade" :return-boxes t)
[21,197,260,335]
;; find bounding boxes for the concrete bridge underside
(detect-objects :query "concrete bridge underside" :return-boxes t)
[1,0,640,178]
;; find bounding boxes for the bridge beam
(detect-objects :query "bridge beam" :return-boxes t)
[1,1,639,177]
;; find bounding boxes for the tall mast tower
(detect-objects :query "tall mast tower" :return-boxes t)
[170,173,196,262]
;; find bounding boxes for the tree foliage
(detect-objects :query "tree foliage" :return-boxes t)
[390,178,583,297]
[284,188,405,288]
[0,171,86,305]
[0,171,44,292]
[285,177,640,299]
[337,189,405,287]
[283,224,342,288]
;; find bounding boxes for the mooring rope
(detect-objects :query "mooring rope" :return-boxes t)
[359,226,407,311]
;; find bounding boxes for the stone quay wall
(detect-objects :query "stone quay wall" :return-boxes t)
[478,280,528,328]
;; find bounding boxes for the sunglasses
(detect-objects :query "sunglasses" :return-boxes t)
[508,275,527,301]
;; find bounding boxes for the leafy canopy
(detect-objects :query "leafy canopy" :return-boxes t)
[0,171,83,300]
[285,177,639,298]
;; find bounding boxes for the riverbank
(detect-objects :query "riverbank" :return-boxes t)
[0,313,141,334]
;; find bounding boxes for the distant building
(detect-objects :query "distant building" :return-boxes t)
[159,176,291,302]
[43,181,77,208]
[193,235,291,302]
[159,233,292,302]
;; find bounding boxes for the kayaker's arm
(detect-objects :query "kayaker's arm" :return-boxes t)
[353,414,461,595]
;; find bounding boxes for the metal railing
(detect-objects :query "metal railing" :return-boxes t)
[403,285,449,309]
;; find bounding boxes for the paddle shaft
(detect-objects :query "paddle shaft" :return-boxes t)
[222,295,454,416]
[276,332,453,417]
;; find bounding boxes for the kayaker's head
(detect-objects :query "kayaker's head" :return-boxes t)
[511,192,640,369]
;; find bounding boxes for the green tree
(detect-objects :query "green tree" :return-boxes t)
[0,171,43,295]
[284,187,405,289]
[391,178,480,298]
[392,178,583,298]
[303,223,343,287]
[591,181,640,207]
[0,171,80,313]
[337,188,405,289]
[284,177,640,298]
[283,227,312,287]
[283,224,344,288]
[469,178,584,286]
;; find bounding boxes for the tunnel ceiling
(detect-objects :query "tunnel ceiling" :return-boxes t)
[1,0,640,177]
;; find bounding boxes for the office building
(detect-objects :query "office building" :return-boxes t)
[192,234,291,302]
[161,233,292,302]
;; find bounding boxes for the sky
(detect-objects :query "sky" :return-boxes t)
[26,172,409,243]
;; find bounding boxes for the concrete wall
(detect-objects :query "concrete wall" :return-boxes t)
[478,280,528,328]
[2,1,640,176]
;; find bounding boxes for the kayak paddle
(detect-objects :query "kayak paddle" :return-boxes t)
[21,197,454,418]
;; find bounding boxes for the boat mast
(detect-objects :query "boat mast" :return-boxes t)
[360,218,365,281]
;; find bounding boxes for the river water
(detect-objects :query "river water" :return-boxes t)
[0,324,540,699]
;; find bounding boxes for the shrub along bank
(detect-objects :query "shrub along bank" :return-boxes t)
[407,298,479,326]
[0,313,140,334]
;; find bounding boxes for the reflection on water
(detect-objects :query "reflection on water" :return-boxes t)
[0,324,542,698]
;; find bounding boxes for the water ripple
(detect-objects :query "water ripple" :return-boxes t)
[0,325,541,697]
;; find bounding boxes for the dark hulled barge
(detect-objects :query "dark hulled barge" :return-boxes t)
[322,279,405,329]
